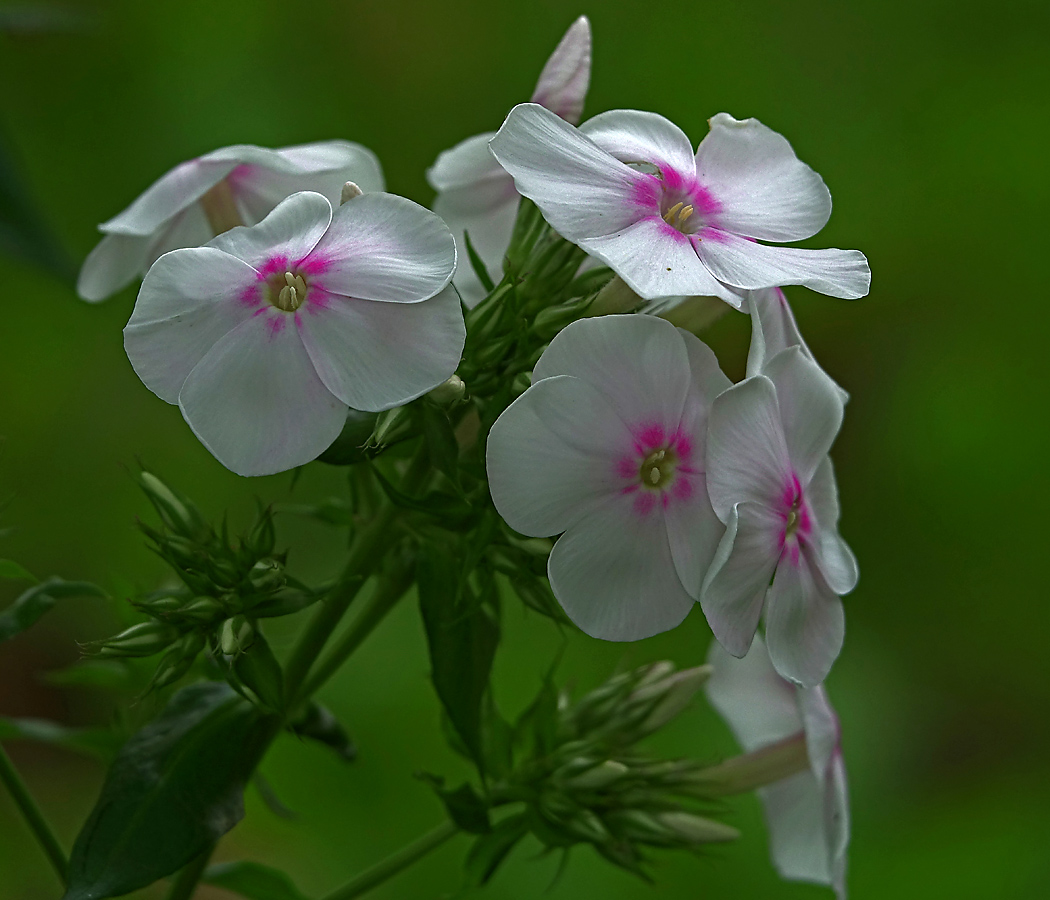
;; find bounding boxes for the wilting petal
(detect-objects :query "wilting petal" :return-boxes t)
[178,311,345,477]
[765,556,845,687]
[487,374,632,537]
[700,502,782,656]
[704,635,802,750]
[305,192,455,303]
[208,191,330,271]
[581,218,743,304]
[490,103,646,239]
[763,347,844,485]
[530,15,591,124]
[124,247,259,403]
[533,315,691,435]
[548,493,694,641]
[297,284,464,412]
[698,233,871,300]
[706,375,792,521]
[581,109,696,174]
[694,114,833,242]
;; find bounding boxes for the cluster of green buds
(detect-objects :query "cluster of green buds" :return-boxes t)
[84,471,316,704]
[444,662,751,886]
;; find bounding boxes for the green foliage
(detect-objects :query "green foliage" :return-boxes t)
[0,577,108,643]
[0,717,122,763]
[0,558,36,582]
[289,703,357,762]
[63,682,278,900]
[202,861,309,900]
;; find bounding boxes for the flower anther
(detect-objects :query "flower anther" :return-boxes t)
[270,271,309,312]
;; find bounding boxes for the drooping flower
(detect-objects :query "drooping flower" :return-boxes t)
[702,343,858,687]
[706,635,849,899]
[427,16,591,305]
[78,141,383,302]
[124,190,463,477]
[486,315,728,640]
[489,105,870,306]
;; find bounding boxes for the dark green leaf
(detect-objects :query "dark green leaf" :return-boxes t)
[418,548,500,770]
[203,861,309,900]
[462,230,496,293]
[42,660,136,691]
[290,702,356,762]
[250,589,322,619]
[0,558,36,582]
[436,783,491,834]
[0,717,122,762]
[371,466,472,523]
[253,773,296,820]
[63,682,277,900]
[231,632,285,713]
[420,403,461,488]
[0,578,108,643]
[464,813,529,887]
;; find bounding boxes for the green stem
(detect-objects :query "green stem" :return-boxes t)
[165,843,214,900]
[320,820,458,900]
[299,570,414,702]
[0,743,67,885]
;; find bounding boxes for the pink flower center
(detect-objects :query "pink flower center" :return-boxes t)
[780,474,813,565]
[632,165,722,237]
[617,423,698,517]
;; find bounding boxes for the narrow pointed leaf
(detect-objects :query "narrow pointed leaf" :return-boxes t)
[0,717,122,762]
[0,559,36,582]
[203,861,309,900]
[0,578,108,643]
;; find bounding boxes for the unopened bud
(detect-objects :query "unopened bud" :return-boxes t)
[133,595,185,618]
[179,595,226,624]
[631,665,712,738]
[652,810,739,845]
[209,558,242,589]
[565,760,630,792]
[340,181,363,204]
[586,275,643,317]
[92,621,179,658]
[427,374,466,407]
[220,615,255,656]
[248,558,285,593]
[653,295,728,335]
[149,646,196,690]
[138,472,208,540]
[560,808,611,844]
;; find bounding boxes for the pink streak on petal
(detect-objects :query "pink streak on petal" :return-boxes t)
[267,315,286,339]
[258,255,290,277]
[616,457,638,479]
[252,307,267,317]
[239,283,263,307]
[298,253,333,276]
[633,492,657,517]
[304,286,335,312]
[631,174,662,212]
[697,227,731,244]
[225,164,257,193]
[637,423,666,449]
[672,476,694,502]
[621,484,639,495]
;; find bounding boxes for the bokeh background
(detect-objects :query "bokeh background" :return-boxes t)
[1,0,1048,897]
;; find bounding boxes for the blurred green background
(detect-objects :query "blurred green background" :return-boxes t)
[1,0,1048,897]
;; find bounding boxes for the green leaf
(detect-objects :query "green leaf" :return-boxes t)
[462,230,496,293]
[63,682,278,900]
[370,466,472,524]
[418,547,499,770]
[203,861,309,900]
[0,717,122,762]
[0,558,36,582]
[42,660,137,691]
[290,703,356,762]
[435,782,491,835]
[464,813,529,887]
[0,578,108,643]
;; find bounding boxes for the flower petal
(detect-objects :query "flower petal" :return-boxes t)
[178,310,346,477]
[580,109,696,174]
[487,374,633,537]
[490,103,646,239]
[296,284,465,412]
[704,634,802,753]
[99,158,235,236]
[765,556,845,687]
[548,493,694,641]
[207,191,331,271]
[305,192,456,303]
[78,232,152,302]
[763,346,844,485]
[530,15,592,124]
[798,685,840,780]
[706,375,792,521]
[806,458,860,596]
[759,772,836,890]
[427,132,504,193]
[532,315,691,434]
[698,232,871,300]
[700,501,782,657]
[695,114,832,242]
[580,219,744,304]
[124,247,259,403]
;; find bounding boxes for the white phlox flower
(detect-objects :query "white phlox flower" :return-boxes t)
[124,190,463,477]
[486,315,729,640]
[706,636,849,899]
[489,104,871,307]
[702,337,858,687]
[78,141,383,302]
[426,16,591,305]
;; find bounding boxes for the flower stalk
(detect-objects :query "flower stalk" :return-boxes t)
[0,743,68,885]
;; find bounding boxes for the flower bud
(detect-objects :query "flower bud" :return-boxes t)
[564,759,630,792]
[248,558,285,593]
[427,374,466,407]
[91,621,179,658]
[219,615,255,656]
[630,665,712,738]
[137,471,208,540]
[340,181,363,204]
[209,557,242,589]
[653,295,729,335]
[651,811,739,845]
[179,595,226,624]
[149,646,196,690]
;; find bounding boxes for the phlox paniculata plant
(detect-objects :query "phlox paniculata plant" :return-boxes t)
[0,14,869,900]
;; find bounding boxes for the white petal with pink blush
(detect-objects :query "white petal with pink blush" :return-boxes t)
[78,140,383,303]
[124,191,463,477]
[486,315,728,640]
[427,16,592,306]
[489,104,870,305]
[706,636,849,899]
[702,347,856,686]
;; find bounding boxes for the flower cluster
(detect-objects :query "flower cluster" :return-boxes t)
[74,13,868,898]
